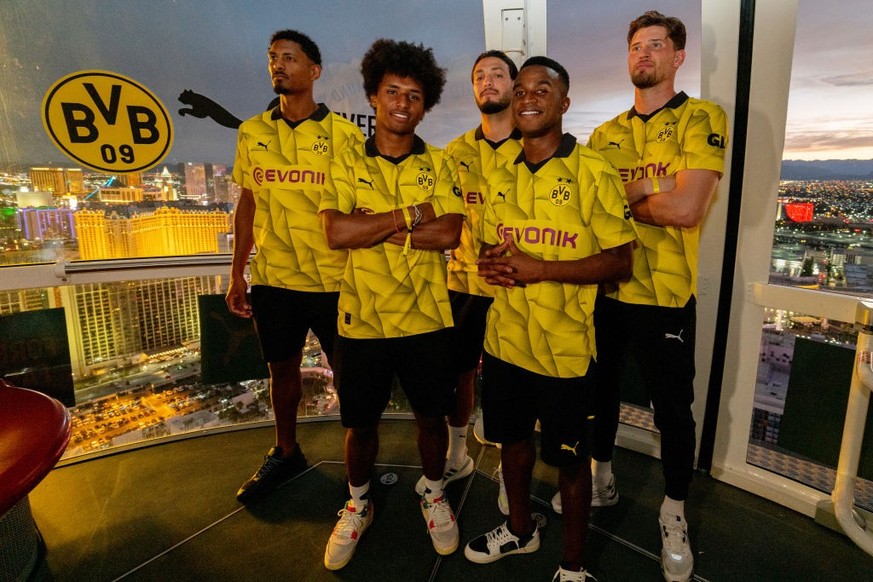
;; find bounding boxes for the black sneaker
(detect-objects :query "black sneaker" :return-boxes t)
[464,521,540,564]
[236,445,307,503]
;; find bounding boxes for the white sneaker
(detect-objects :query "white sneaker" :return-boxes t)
[495,464,509,516]
[552,474,619,514]
[659,513,693,582]
[464,521,540,564]
[552,566,597,581]
[324,499,373,570]
[414,454,475,495]
[421,494,459,555]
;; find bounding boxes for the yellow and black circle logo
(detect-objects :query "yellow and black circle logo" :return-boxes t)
[42,70,173,173]
[657,126,675,143]
[549,183,572,207]
[311,138,329,156]
[416,171,435,192]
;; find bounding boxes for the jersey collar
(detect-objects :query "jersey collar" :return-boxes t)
[364,135,426,163]
[626,91,689,122]
[270,103,330,127]
[473,126,523,147]
[512,132,577,171]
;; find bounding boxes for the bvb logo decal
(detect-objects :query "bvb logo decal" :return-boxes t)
[311,138,329,156]
[549,183,572,207]
[657,126,675,143]
[42,70,173,173]
[416,171,435,192]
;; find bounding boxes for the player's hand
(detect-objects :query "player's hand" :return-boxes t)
[225,276,252,318]
[477,234,542,288]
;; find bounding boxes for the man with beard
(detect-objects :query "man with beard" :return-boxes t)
[412,51,521,514]
[227,29,364,504]
[576,11,728,582]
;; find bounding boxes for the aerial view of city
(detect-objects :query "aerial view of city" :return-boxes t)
[1,158,871,466]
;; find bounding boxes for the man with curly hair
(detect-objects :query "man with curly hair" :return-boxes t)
[319,38,465,570]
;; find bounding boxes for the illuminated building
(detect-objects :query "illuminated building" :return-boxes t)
[98,186,144,204]
[16,207,76,241]
[74,206,230,260]
[28,167,85,196]
[181,162,207,201]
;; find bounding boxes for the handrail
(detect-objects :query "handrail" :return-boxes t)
[0,254,253,291]
[832,299,873,557]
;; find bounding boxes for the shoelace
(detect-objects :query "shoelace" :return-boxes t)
[333,506,366,541]
[424,497,455,531]
[255,454,283,478]
[484,523,515,548]
[661,518,688,553]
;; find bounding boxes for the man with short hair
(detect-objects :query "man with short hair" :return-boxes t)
[319,38,465,570]
[464,56,636,582]
[581,10,728,582]
[413,50,521,513]
[227,29,363,504]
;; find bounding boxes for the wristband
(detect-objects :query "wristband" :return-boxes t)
[412,204,423,227]
[651,176,661,194]
[392,209,402,233]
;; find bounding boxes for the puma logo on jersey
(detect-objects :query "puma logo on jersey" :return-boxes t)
[357,177,374,188]
[257,140,271,150]
[665,329,684,342]
[607,139,624,149]
[560,442,580,456]
[496,191,507,201]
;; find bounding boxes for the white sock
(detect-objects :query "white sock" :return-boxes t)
[660,496,685,520]
[592,459,612,488]
[349,481,370,509]
[423,477,444,500]
[448,424,468,464]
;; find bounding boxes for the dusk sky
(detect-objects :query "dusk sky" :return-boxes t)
[0,0,869,169]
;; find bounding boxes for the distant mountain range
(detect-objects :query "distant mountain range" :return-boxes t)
[781,159,873,180]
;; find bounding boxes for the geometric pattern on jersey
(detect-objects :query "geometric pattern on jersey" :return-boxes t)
[232,104,364,292]
[587,92,728,307]
[445,127,522,297]
[320,136,465,339]
[481,133,637,378]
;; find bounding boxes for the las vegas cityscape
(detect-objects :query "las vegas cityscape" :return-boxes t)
[1,159,872,463]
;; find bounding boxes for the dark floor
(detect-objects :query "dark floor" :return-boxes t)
[27,419,873,581]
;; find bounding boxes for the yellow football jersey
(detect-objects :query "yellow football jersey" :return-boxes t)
[321,136,465,339]
[482,134,637,378]
[233,105,364,292]
[445,127,522,297]
[587,92,728,307]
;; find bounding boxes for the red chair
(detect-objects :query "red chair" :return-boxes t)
[0,380,71,580]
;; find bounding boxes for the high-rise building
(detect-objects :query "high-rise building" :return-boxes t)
[98,186,144,204]
[29,167,85,196]
[74,206,230,260]
[16,207,76,241]
[181,162,207,201]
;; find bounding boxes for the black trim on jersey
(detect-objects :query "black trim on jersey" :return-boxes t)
[512,132,577,173]
[626,91,690,123]
[364,135,426,163]
[270,103,331,128]
[473,126,523,148]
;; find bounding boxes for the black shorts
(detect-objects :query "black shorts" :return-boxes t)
[449,291,493,373]
[481,352,594,467]
[250,285,339,364]
[334,328,455,428]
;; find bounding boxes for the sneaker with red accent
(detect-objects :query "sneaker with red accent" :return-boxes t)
[323,499,373,570]
[421,494,459,555]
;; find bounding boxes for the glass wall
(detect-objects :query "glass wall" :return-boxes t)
[748,0,873,511]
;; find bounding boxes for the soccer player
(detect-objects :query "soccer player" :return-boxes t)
[227,30,364,504]
[581,10,728,582]
[464,57,637,582]
[319,38,465,570]
[413,50,521,511]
